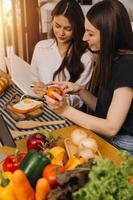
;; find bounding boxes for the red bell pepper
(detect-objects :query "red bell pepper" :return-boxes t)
[2,150,26,173]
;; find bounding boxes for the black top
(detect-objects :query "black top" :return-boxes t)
[94,55,133,136]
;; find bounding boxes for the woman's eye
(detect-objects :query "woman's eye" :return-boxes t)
[65,28,72,32]
[55,25,60,28]
[89,33,94,37]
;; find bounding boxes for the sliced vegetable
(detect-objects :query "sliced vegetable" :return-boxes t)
[35,177,51,200]
[2,150,26,173]
[13,169,35,200]
[0,171,16,200]
[42,164,65,189]
[19,150,50,187]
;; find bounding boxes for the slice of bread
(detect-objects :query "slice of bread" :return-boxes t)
[12,98,44,114]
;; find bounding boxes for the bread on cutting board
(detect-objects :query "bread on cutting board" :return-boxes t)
[12,98,43,114]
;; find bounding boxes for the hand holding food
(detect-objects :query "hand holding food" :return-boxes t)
[45,87,68,115]
[32,81,48,97]
[50,81,83,95]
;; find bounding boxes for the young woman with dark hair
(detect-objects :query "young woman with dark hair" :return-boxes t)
[31,0,93,108]
[45,0,133,156]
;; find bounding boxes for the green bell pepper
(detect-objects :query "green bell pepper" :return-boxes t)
[19,150,50,187]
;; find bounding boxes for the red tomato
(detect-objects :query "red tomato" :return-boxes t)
[2,152,26,173]
[47,86,63,100]
[42,164,65,189]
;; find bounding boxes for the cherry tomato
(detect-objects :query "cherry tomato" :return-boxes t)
[2,151,26,173]
[47,86,63,100]
[42,164,65,189]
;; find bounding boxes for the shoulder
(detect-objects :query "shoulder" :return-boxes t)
[112,55,133,89]
[114,55,133,72]
[34,39,56,50]
[80,49,93,63]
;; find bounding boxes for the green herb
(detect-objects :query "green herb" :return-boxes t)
[73,151,133,200]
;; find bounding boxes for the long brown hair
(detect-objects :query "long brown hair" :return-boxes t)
[51,0,88,82]
[87,0,133,93]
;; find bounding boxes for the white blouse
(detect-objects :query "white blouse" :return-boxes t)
[31,39,93,108]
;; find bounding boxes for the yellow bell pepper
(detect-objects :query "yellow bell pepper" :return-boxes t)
[49,146,65,166]
[0,171,17,200]
[65,155,86,170]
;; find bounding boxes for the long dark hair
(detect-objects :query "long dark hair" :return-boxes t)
[51,0,87,82]
[87,0,133,93]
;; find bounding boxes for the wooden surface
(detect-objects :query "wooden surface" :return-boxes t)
[0,125,121,165]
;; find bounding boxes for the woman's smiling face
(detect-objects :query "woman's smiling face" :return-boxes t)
[83,19,100,52]
[53,15,73,45]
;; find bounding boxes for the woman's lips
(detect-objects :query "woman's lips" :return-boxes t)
[58,37,66,41]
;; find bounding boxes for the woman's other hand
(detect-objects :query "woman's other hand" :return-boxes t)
[51,81,84,95]
[32,81,47,97]
[44,92,69,115]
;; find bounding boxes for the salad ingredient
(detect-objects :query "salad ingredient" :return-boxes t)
[79,138,98,153]
[2,150,26,173]
[73,151,133,200]
[13,169,35,200]
[19,150,50,187]
[47,162,93,200]
[39,129,53,141]
[0,171,16,200]
[49,146,65,166]
[42,164,65,189]
[65,155,86,170]
[27,133,47,151]
[35,177,51,200]
[71,129,87,146]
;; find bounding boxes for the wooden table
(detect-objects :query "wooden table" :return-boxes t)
[0,125,121,165]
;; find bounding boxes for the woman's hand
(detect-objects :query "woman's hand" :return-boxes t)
[51,81,84,95]
[44,92,69,115]
[32,81,47,97]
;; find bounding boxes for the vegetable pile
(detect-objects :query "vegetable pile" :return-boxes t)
[73,151,133,200]
[1,128,133,200]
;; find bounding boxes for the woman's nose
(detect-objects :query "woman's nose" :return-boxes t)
[83,31,89,41]
[59,28,65,36]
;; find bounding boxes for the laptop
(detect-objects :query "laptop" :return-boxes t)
[5,54,40,98]
[0,114,16,147]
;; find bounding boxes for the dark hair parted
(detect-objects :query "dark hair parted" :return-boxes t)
[87,0,133,93]
[51,0,88,82]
